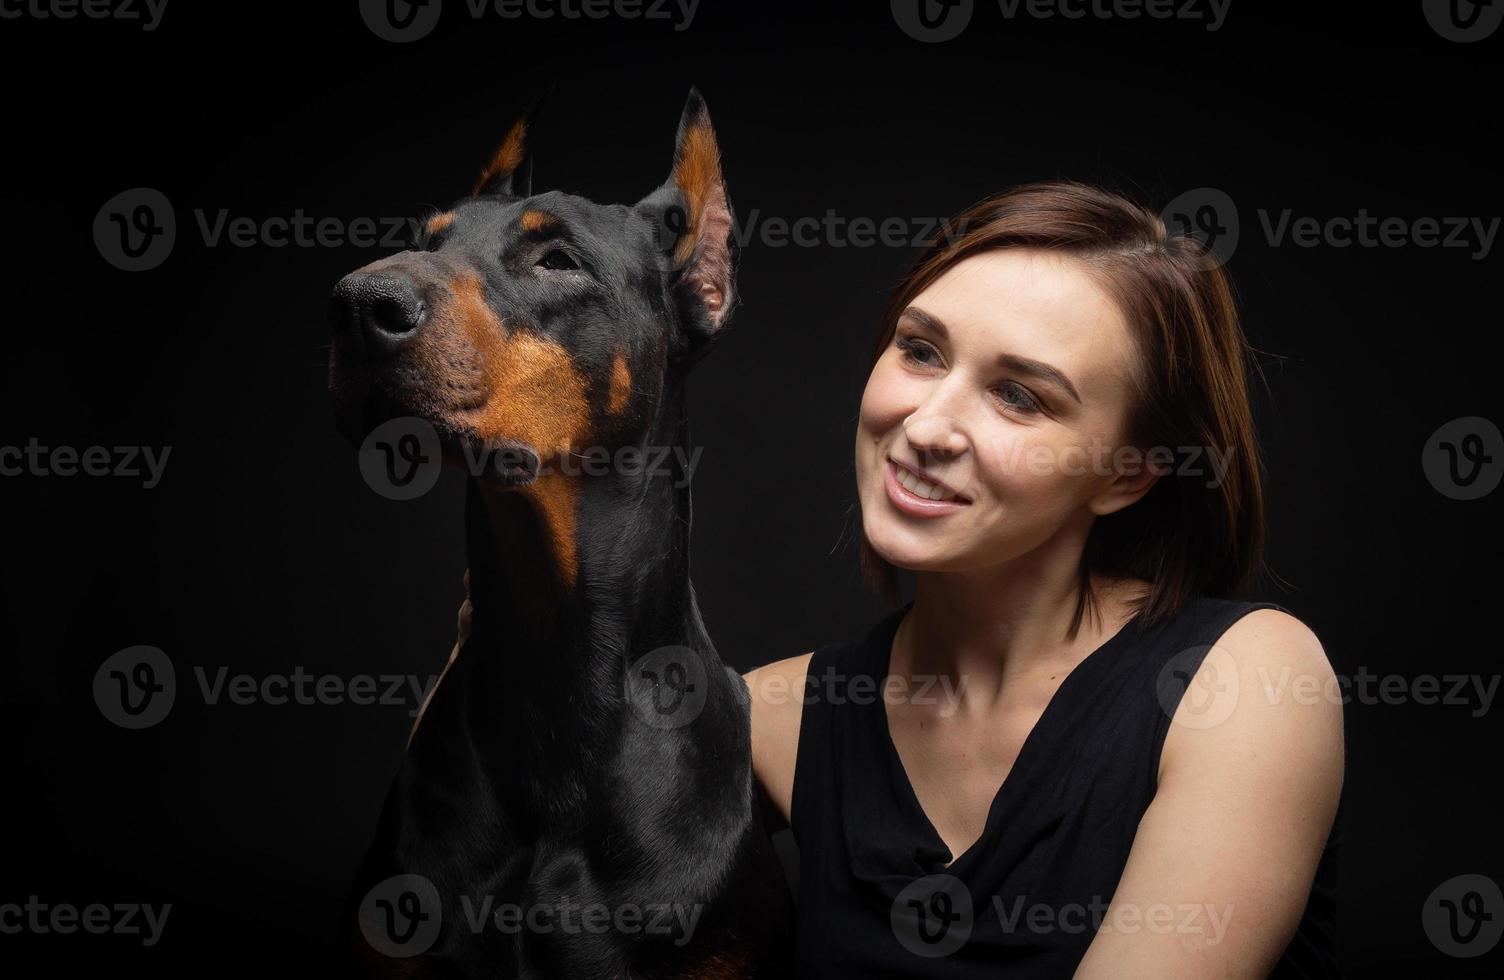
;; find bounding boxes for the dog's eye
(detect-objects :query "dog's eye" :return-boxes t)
[536,249,580,271]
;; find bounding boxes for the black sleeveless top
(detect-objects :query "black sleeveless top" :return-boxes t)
[790,596,1341,978]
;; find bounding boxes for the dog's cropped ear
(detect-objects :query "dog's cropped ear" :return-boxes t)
[636,87,738,348]
[473,93,548,198]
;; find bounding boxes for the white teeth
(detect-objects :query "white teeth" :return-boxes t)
[897,466,954,501]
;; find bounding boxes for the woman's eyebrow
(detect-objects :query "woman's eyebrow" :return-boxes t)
[902,307,1083,405]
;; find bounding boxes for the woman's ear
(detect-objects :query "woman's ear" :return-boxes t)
[1089,450,1167,517]
[635,87,738,350]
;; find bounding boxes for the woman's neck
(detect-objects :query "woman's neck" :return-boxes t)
[894,560,1145,712]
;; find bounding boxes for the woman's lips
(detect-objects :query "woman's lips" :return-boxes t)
[884,458,971,517]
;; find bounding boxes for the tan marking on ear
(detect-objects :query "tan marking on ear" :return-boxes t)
[439,273,591,591]
[519,209,558,233]
[672,116,723,267]
[474,117,529,195]
[424,211,456,236]
[608,352,631,416]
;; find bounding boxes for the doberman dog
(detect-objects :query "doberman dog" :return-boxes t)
[327,90,795,978]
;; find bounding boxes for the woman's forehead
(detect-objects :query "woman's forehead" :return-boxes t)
[912,250,1136,394]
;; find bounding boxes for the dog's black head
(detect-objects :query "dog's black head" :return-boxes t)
[328,88,737,489]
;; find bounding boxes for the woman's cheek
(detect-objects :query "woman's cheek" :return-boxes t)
[975,431,1071,511]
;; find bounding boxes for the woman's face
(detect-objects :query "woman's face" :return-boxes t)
[855,248,1156,574]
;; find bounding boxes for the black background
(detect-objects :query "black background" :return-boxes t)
[2,0,1501,975]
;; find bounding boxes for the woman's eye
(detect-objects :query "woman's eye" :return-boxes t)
[896,335,938,364]
[898,335,1042,416]
[537,249,580,271]
[993,381,1043,415]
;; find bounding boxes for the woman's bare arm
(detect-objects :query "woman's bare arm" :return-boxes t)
[743,652,815,829]
[1073,609,1344,979]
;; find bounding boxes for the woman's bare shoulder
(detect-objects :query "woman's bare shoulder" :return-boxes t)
[743,652,815,825]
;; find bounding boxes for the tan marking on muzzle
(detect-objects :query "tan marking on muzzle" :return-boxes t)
[442,273,592,591]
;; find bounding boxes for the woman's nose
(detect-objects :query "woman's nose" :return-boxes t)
[901,412,968,459]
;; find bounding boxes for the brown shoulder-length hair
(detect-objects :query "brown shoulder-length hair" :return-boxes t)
[858,180,1270,637]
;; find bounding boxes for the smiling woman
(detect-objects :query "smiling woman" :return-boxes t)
[745,181,1344,978]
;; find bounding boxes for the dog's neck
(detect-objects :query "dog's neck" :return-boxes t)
[413,383,740,827]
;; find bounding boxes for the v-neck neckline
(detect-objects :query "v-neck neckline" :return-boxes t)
[872,598,1147,874]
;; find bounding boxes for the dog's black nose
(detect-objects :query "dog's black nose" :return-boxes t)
[330,273,426,358]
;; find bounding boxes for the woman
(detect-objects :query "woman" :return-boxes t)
[456,180,1344,977]
[746,181,1343,978]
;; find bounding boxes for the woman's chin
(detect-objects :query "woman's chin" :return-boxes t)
[864,524,952,572]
